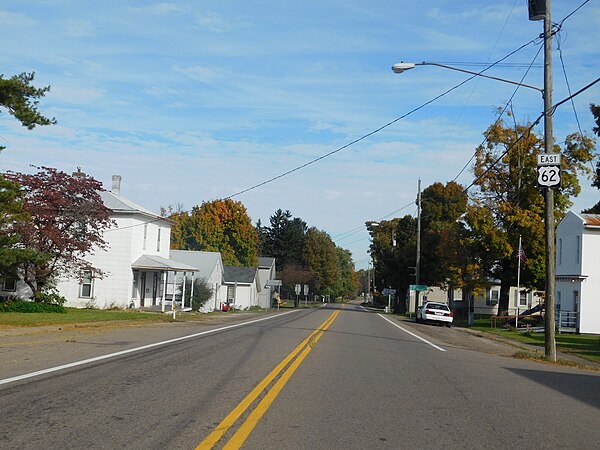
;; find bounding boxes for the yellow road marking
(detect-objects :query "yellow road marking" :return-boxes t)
[196,310,340,450]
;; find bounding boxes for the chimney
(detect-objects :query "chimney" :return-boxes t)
[112,175,122,195]
[72,166,86,178]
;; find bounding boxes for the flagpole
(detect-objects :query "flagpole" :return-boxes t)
[516,235,522,328]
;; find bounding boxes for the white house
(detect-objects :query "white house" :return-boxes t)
[54,175,197,309]
[555,211,600,334]
[257,257,277,308]
[170,250,226,312]
[409,285,543,318]
[223,266,261,310]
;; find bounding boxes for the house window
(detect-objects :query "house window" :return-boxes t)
[573,291,579,313]
[227,285,236,303]
[575,236,580,265]
[132,271,139,299]
[143,224,148,250]
[558,238,562,265]
[3,278,16,292]
[157,227,161,252]
[487,289,499,306]
[556,291,561,312]
[519,290,527,307]
[80,271,93,298]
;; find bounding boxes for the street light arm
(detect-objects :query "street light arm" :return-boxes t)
[392,61,543,95]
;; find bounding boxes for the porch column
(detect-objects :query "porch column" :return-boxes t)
[190,272,195,310]
[182,272,187,309]
[161,271,168,312]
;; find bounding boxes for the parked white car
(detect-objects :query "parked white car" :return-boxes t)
[416,302,453,327]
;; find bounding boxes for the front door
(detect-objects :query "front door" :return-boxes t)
[140,272,147,307]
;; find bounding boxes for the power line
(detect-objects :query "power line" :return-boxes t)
[106,6,591,235]
[223,39,541,201]
[452,43,544,182]
[453,0,594,184]
[463,76,600,194]
[557,0,591,27]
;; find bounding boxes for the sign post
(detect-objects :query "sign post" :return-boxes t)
[537,154,561,188]
[295,284,301,308]
[382,288,396,313]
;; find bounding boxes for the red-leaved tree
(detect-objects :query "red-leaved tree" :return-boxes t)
[4,167,114,296]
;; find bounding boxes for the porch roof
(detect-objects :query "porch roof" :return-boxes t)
[132,255,198,272]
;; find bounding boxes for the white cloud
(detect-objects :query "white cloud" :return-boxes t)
[194,10,230,32]
[427,5,527,23]
[50,85,104,104]
[63,18,95,38]
[0,10,35,28]
[172,65,228,84]
[129,3,181,16]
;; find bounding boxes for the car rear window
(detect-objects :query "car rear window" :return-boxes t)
[426,304,449,311]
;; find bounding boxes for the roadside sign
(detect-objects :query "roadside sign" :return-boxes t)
[409,284,428,292]
[537,153,561,188]
[295,284,301,295]
[537,154,561,165]
[266,279,282,287]
[537,165,561,188]
[303,284,309,295]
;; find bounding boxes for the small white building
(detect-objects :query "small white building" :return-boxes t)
[55,175,197,309]
[223,266,261,310]
[555,211,600,334]
[170,250,225,312]
[257,257,277,308]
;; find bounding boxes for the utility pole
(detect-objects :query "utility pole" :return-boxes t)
[367,260,371,303]
[415,178,422,314]
[528,0,556,361]
[542,0,557,361]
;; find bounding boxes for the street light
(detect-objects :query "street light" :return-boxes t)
[393,5,557,361]
[391,62,543,95]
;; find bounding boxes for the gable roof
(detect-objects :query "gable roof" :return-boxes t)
[170,250,222,280]
[99,190,170,222]
[581,214,600,227]
[258,257,275,269]
[223,266,258,284]
[132,255,197,272]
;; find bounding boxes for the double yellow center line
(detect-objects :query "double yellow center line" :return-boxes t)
[196,309,341,449]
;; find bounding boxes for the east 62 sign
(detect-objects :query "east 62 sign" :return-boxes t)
[537,154,561,188]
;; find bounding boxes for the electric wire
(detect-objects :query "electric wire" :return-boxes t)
[436,0,519,175]
[452,43,544,182]
[557,0,591,27]
[463,76,600,194]
[105,2,593,235]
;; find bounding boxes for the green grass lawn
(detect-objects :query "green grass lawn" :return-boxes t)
[0,308,174,327]
[470,319,600,363]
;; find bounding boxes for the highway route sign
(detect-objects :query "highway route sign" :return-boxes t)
[537,165,561,188]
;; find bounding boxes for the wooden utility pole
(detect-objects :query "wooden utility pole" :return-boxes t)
[414,178,422,314]
[542,0,557,361]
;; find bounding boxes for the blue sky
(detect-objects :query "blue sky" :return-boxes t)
[1,1,599,269]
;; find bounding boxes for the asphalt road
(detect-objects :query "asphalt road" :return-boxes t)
[1,304,599,449]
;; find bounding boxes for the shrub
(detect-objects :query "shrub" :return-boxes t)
[181,278,213,312]
[0,300,66,313]
[34,291,67,306]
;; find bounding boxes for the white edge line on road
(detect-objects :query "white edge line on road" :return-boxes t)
[378,314,446,352]
[0,310,300,386]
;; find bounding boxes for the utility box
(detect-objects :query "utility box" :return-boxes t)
[528,0,546,21]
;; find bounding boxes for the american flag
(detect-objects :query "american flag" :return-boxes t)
[517,245,527,263]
